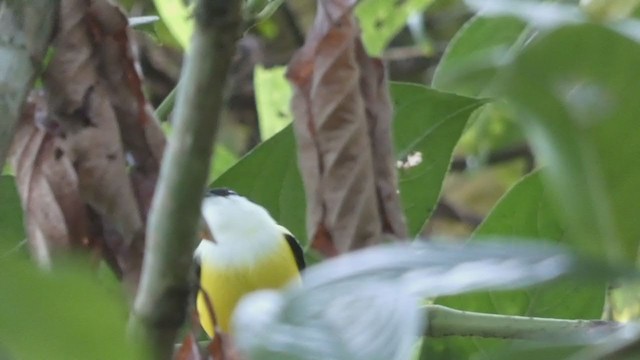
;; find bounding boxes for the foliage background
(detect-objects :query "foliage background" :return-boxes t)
[2,0,640,359]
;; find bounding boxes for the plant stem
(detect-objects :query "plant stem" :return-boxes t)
[154,86,176,122]
[426,304,620,341]
[129,0,243,358]
[0,0,58,168]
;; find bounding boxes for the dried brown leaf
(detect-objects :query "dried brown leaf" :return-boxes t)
[175,333,202,360]
[43,0,145,247]
[207,332,243,360]
[287,0,406,255]
[85,0,167,225]
[83,1,166,227]
[355,40,407,239]
[86,0,166,169]
[9,93,92,267]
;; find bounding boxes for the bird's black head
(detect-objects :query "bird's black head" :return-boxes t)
[206,187,237,198]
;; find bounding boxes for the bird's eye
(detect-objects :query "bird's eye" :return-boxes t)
[207,187,237,197]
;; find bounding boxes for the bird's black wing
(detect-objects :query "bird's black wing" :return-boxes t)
[283,232,306,271]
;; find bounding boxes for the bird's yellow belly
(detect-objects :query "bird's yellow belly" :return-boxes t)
[197,241,301,336]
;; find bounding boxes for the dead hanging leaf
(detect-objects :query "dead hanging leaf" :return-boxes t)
[9,92,93,267]
[85,0,166,165]
[43,0,147,247]
[7,0,164,292]
[355,40,407,239]
[287,0,407,255]
[35,0,159,293]
[85,0,167,223]
[207,332,243,360]
[175,333,203,360]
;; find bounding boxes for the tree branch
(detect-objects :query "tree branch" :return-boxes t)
[129,0,243,358]
[426,305,620,341]
[0,0,58,168]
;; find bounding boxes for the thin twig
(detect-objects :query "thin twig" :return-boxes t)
[129,0,243,358]
[154,86,176,122]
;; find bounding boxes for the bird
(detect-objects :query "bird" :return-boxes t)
[194,188,306,336]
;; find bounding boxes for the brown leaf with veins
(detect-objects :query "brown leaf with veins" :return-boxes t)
[85,0,166,223]
[355,40,407,239]
[10,92,93,267]
[287,0,406,255]
[36,0,168,291]
[86,0,166,164]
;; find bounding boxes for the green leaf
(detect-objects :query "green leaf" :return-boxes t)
[392,83,485,235]
[153,19,183,50]
[445,171,604,322]
[428,171,606,358]
[211,127,308,246]
[473,170,560,237]
[356,0,435,56]
[210,145,238,181]
[254,66,293,141]
[0,259,141,360]
[470,170,604,319]
[432,15,527,97]
[153,0,193,49]
[0,175,25,256]
[456,102,525,160]
[500,24,640,263]
[212,83,482,243]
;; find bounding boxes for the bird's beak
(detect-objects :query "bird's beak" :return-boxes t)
[200,218,216,243]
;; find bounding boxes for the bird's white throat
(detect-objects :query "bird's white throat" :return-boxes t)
[196,194,283,268]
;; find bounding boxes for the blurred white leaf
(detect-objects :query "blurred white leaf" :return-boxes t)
[465,0,584,29]
[233,240,576,360]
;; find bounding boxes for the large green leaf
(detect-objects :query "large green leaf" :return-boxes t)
[356,0,435,56]
[0,175,25,256]
[392,84,485,235]
[0,259,141,359]
[212,83,483,243]
[426,171,605,359]
[211,126,307,246]
[473,170,561,237]
[429,13,530,160]
[432,15,527,97]
[500,24,640,263]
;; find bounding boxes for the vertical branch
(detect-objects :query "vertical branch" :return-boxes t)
[129,0,243,357]
[0,0,58,168]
